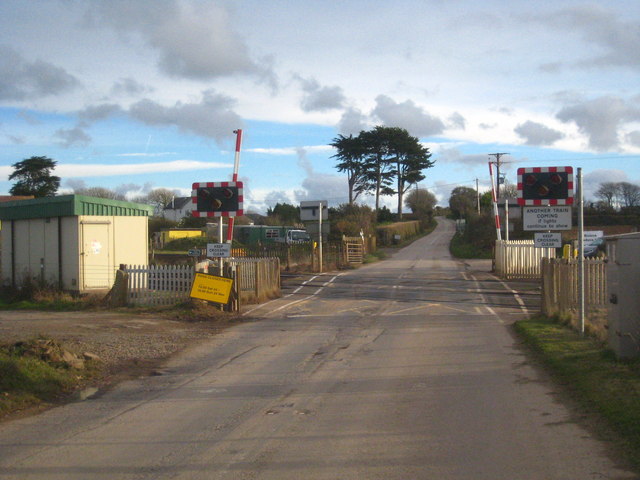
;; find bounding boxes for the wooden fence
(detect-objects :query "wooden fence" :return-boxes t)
[226,257,281,304]
[494,240,556,279]
[541,257,608,340]
[123,258,281,307]
[126,264,194,306]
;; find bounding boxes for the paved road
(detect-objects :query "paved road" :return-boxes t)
[0,219,635,479]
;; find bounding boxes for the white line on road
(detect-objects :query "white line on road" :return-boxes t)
[492,276,530,316]
[242,273,344,317]
[468,273,504,325]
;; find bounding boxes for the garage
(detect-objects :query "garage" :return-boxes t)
[0,195,153,292]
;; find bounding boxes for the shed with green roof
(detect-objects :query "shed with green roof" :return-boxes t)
[0,195,153,292]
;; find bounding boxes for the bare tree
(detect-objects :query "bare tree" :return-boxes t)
[595,182,619,208]
[618,182,640,207]
[73,186,125,200]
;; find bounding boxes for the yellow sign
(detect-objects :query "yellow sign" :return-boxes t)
[190,273,233,305]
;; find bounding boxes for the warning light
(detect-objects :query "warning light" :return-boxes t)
[517,167,573,206]
[191,182,243,217]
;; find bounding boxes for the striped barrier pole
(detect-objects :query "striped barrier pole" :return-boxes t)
[489,161,502,241]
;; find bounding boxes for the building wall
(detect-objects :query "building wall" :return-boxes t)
[112,216,148,267]
[1,215,148,292]
[78,215,148,290]
[607,234,640,358]
[1,218,77,289]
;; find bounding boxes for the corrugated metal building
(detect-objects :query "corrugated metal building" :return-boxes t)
[0,195,153,292]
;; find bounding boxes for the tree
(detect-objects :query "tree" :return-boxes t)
[72,186,126,200]
[330,134,368,204]
[329,203,376,240]
[385,127,434,219]
[131,188,181,215]
[9,156,60,197]
[360,126,397,213]
[479,191,493,211]
[618,182,640,207]
[595,182,619,208]
[264,203,301,226]
[449,186,477,219]
[405,188,437,220]
[500,182,518,201]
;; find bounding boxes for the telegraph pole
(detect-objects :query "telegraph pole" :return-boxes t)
[488,153,509,199]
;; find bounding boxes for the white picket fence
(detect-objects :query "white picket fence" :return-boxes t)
[123,258,281,306]
[494,240,556,279]
[126,264,195,306]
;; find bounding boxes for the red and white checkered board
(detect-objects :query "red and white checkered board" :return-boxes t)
[191,181,244,217]
[517,167,574,206]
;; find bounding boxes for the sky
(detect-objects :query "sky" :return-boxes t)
[0,0,639,213]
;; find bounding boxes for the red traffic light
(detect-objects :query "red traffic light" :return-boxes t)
[517,167,574,206]
[191,181,244,217]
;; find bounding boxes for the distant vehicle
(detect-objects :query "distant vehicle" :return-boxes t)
[583,237,604,258]
[234,225,310,245]
[281,229,311,244]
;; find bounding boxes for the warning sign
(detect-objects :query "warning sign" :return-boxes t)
[534,232,562,248]
[190,273,233,305]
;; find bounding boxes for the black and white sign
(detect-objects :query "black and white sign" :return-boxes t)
[523,206,572,231]
[534,232,562,248]
[207,243,231,258]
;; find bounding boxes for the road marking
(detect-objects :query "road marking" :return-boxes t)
[242,273,344,317]
[468,273,504,325]
[492,277,530,315]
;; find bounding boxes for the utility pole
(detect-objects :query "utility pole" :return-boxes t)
[488,153,509,200]
[476,178,480,214]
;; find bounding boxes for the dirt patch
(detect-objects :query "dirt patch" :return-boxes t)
[0,304,238,386]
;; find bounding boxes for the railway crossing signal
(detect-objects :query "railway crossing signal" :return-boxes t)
[191,181,243,217]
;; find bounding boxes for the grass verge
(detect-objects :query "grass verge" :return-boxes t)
[0,338,102,419]
[0,286,104,311]
[449,232,492,259]
[515,315,640,470]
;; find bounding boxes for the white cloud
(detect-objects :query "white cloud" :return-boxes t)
[556,96,640,151]
[0,45,79,100]
[128,91,242,144]
[296,76,346,112]
[372,95,445,137]
[514,120,564,146]
[0,160,233,180]
[338,107,368,135]
[534,5,640,70]
[89,1,270,81]
[246,145,332,155]
[54,126,91,148]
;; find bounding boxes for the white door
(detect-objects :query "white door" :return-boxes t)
[81,223,112,289]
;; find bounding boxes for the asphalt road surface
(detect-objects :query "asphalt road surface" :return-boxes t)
[0,219,635,479]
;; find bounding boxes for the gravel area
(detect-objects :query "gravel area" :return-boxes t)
[0,307,235,379]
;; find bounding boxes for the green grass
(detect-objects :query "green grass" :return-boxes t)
[0,289,100,311]
[0,339,101,418]
[449,232,493,259]
[515,315,640,470]
[363,250,388,264]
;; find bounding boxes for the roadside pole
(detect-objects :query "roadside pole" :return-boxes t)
[489,162,502,241]
[505,198,509,242]
[578,168,585,335]
[318,201,323,273]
